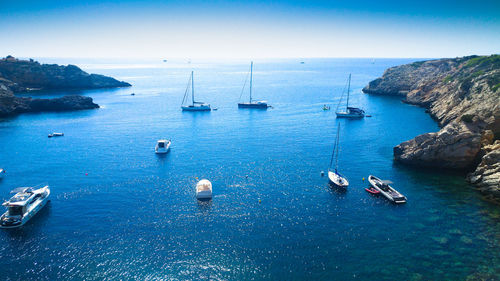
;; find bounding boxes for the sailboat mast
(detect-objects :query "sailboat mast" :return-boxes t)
[346,74,351,110]
[335,124,340,170]
[191,71,194,105]
[249,61,253,103]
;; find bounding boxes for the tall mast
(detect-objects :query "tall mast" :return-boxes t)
[329,124,341,170]
[249,61,253,103]
[191,71,194,105]
[346,74,351,110]
[335,124,340,171]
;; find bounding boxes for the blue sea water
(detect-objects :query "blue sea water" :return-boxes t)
[0,58,499,280]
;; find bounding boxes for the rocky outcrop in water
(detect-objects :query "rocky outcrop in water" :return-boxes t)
[0,56,130,117]
[364,55,500,202]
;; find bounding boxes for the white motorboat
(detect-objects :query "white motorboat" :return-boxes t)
[181,71,211,112]
[0,168,4,179]
[368,175,406,204]
[196,179,212,200]
[155,139,171,154]
[238,62,270,109]
[48,132,64,138]
[335,74,365,118]
[327,124,349,188]
[1,185,50,228]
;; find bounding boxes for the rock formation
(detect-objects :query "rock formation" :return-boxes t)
[363,55,500,202]
[0,56,130,117]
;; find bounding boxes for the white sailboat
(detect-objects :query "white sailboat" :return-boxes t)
[238,62,269,109]
[181,71,211,111]
[1,185,50,228]
[328,124,349,188]
[336,74,365,118]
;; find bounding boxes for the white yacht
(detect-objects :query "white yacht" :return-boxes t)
[196,179,212,200]
[155,139,171,154]
[181,71,211,111]
[238,62,270,109]
[48,132,64,138]
[1,185,50,228]
[0,168,5,179]
[368,175,406,204]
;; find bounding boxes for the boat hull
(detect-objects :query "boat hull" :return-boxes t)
[328,171,349,188]
[238,102,268,109]
[196,179,213,200]
[0,186,50,228]
[368,175,406,204]
[181,105,211,111]
[336,112,364,118]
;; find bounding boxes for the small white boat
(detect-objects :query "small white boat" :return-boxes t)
[1,185,50,228]
[368,175,406,204]
[0,168,5,179]
[181,71,211,112]
[196,179,212,200]
[327,124,349,188]
[48,132,64,138]
[155,139,171,154]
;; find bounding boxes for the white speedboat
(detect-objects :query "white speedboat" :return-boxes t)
[48,132,64,138]
[155,139,171,154]
[181,71,211,112]
[0,168,5,179]
[368,175,406,204]
[1,185,50,228]
[196,179,212,200]
[327,124,349,188]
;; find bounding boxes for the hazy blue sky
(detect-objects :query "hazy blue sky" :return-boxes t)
[1,0,499,58]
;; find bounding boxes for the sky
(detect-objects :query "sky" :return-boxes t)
[0,0,499,59]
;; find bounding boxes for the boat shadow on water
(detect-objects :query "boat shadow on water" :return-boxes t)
[196,198,213,213]
[327,182,347,195]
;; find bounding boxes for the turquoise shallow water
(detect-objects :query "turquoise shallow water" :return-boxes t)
[1,58,500,280]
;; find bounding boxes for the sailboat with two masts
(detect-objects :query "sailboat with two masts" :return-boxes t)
[238,62,270,109]
[181,71,211,111]
[328,124,349,188]
[335,74,365,118]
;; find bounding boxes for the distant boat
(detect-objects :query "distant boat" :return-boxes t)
[163,59,167,62]
[238,62,269,109]
[48,132,64,138]
[0,168,4,179]
[196,179,212,200]
[300,61,305,64]
[1,185,50,228]
[368,175,406,204]
[328,124,349,188]
[323,105,331,111]
[335,74,365,118]
[181,71,211,111]
[155,139,171,154]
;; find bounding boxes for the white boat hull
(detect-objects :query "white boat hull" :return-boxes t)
[328,170,349,188]
[336,112,364,118]
[0,186,50,228]
[196,179,212,200]
[368,175,406,204]
[155,140,171,154]
[182,105,211,111]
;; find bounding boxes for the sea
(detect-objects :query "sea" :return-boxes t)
[0,58,499,280]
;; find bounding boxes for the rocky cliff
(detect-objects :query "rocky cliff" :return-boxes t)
[363,55,500,202]
[0,56,130,117]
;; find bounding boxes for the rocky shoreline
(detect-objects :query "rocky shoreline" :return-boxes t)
[0,56,130,117]
[363,55,500,202]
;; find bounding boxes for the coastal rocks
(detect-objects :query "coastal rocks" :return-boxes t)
[365,54,500,201]
[394,121,482,169]
[467,141,500,202]
[0,56,131,91]
[0,56,129,117]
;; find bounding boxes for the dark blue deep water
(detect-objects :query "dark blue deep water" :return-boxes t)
[1,58,499,280]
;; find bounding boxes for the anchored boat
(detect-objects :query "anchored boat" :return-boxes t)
[48,132,64,138]
[0,168,4,179]
[238,62,269,109]
[335,74,365,118]
[328,124,349,188]
[196,179,212,200]
[368,175,406,203]
[155,139,171,154]
[181,71,211,111]
[1,185,50,228]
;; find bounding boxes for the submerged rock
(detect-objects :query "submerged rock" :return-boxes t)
[364,55,500,201]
